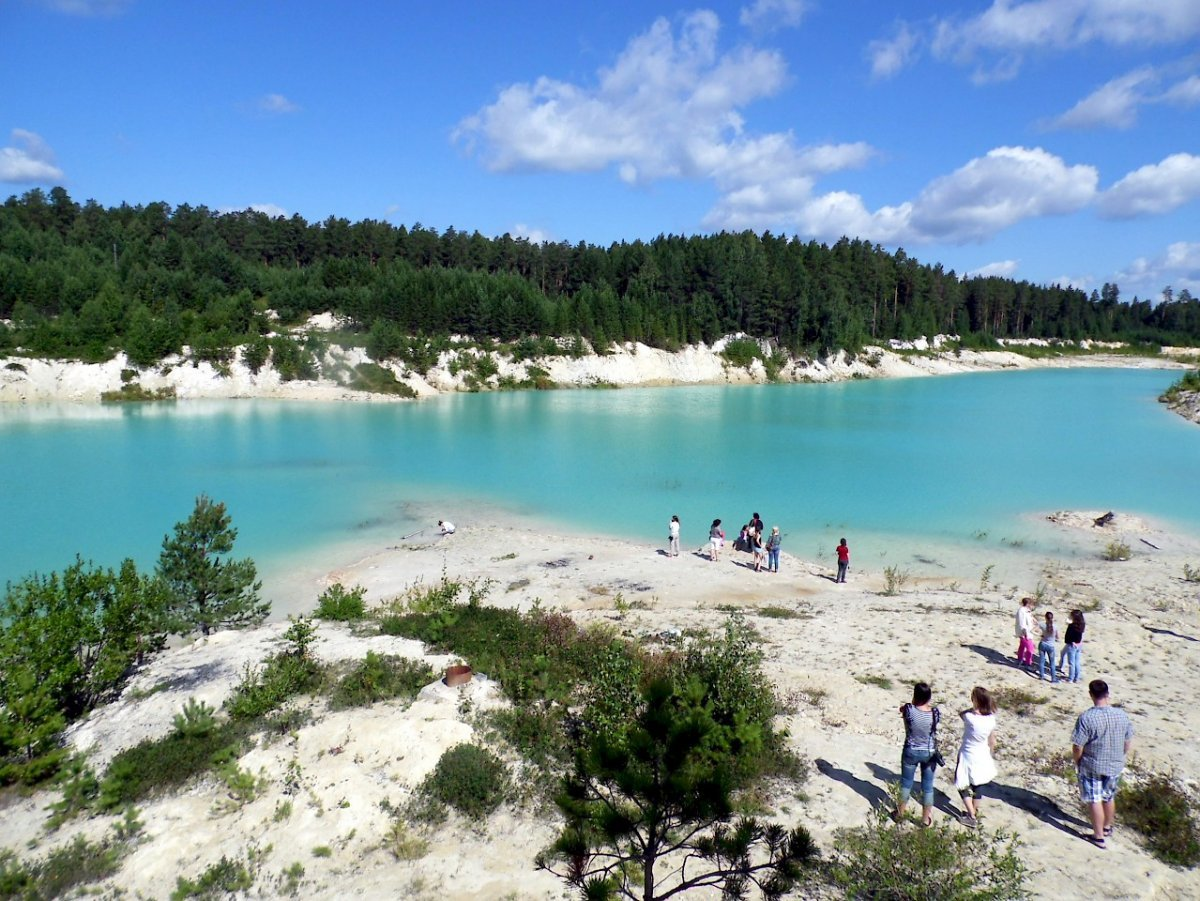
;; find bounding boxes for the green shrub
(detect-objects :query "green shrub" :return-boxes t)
[98,721,249,809]
[329,652,434,710]
[172,854,254,899]
[828,805,1028,900]
[991,686,1047,718]
[1103,540,1132,561]
[345,362,416,397]
[172,697,217,738]
[417,743,510,821]
[883,565,910,595]
[19,835,123,899]
[1119,774,1200,866]
[224,654,324,720]
[1159,369,1200,403]
[314,583,367,621]
[721,337,761,368]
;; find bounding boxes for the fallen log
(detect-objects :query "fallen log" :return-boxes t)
[1093,511,1115,527]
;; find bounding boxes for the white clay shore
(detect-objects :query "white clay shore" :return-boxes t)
[2,328,1197,423]
[3,506,1199,898]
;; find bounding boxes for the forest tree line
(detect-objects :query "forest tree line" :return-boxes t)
[2,187,1198,367]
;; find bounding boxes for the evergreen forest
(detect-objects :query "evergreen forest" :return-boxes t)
[2,187,1198,367]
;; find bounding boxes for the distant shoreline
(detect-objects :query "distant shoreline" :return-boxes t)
[3,334,1195,414]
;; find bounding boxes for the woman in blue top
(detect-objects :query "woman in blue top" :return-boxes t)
[893,682,941,826]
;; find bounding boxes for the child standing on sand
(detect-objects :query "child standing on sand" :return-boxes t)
[835,538,850,583]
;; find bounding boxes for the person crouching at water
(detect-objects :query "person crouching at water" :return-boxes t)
[438,519,455,535]
[668,515,680,557]
[835,538,850,583]
[954,687,997,828]
[709,519,723,561]
[893,682,941,827]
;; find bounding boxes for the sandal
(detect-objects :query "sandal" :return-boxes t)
[1104,826,1114,837]
[921,816,933,828]
[1086,835,1107,849]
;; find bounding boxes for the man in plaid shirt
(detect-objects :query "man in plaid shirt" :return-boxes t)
[1071,679,1134,849]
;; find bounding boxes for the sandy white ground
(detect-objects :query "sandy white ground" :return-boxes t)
[3,506,1199,899]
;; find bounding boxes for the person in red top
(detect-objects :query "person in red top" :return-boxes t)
[835,538,850,583]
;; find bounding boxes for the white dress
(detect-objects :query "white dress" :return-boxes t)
[954,711,998,789]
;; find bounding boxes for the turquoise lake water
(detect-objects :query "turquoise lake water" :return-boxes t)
[1,368,1197,604]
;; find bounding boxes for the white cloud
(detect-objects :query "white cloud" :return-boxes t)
[1161,74,1200,105]
[1113,241,1200,297]
[1099,153,1200,218]
[258,93,300,115]
[868,22,920,80]
[0,129,64,184]
[457,12,798,183]
[459,11,878,240]
[38,0,132,15]
[739,0,810,33]
[1046,67,1157,129]
[511,224,554,244]
[707,145,1097,245]
[931,0,1200,79]
[969,260,1021,278]
[908,147,1097,241]
[218,203,288,218]
[249,203,287,218]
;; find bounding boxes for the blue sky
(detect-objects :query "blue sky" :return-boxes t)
[3,0,1198,301]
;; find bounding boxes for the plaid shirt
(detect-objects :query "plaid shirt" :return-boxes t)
[1072,705,1134,777]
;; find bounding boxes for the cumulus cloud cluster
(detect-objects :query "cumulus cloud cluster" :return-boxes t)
[455,13,1199,252]
[0,129,64,184]
[1047,63,1200,130]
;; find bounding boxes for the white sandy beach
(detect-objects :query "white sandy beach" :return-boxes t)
[4,504,1199,899]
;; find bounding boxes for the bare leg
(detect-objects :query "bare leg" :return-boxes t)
[1087,801,1106,839]
[1103,799,1116,832]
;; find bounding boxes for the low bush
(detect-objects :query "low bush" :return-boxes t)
[0,834,124,900]
[314,583,368,621]
[883,565,910,595]
[721,337,762,368]
[172,854,254,899]
[224,618,324,719]
[828,805,1028,900]
[329,652,434,710]
[1119,774,1200,867]
[991,686,1047,718]
[98,721,250,810]
[1102,540,1132,561]
[345,362,416,397]
[416,743,510,821]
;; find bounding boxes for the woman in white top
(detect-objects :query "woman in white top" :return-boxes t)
[955,686,997,828]
[668,515,680,557]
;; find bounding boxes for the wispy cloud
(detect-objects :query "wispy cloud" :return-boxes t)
[1045,62,1200,130]
[258,93,301,115]
[739,0,810,34]
[218,203,288,218]
[1114,241,1200,297]
[969,260,1020,278]
[867,22,920,80]
[0,129,65,184]
[908,0,1200,82]
[1099,153,1200,218]
[37,0,133,16]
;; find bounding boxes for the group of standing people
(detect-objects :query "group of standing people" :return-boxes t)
[673,514,849,581]
[891,678,1133,849]
[1016,597,1086,682]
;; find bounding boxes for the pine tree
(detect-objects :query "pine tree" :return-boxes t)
[158,496,268,636]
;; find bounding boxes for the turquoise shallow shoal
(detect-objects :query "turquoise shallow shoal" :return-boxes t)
[1,368,1196,602]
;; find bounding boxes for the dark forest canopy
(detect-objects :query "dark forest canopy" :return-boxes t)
[1,187,1197,366]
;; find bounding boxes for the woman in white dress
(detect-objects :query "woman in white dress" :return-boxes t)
[954,686,997,828]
